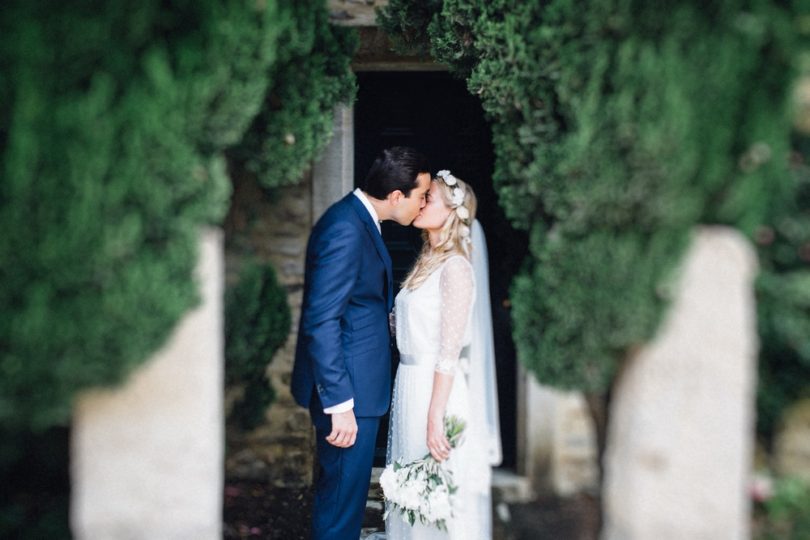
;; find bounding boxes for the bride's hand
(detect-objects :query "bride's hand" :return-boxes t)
[426,411,451,462]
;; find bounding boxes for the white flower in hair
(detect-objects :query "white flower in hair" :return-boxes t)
[450,187,465,207]
[456,206,470,221]
[436,169,458,186]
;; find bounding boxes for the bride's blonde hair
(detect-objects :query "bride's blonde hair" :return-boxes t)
[402,172,477,290]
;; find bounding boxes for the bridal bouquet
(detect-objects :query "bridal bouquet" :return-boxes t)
[380,415,466,531]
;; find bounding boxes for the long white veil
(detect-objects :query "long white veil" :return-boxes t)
[469,219,502,466]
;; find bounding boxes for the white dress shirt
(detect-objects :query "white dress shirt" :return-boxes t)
[353,187,381,234]
[322,189,383,415]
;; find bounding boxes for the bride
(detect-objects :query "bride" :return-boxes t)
[385,170,502,540]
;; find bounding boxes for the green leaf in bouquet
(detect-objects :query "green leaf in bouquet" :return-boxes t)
[444,414,467,448]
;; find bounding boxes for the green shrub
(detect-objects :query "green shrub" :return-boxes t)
[755,476,810,540]
[0,0,356,533]
[379,0,801,399]
[755,142,810,437]
[225,263,291,430]
[230,0,358,189]
[0,0,287,431]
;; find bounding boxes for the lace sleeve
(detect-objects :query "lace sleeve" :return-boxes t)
[435,256,475,374]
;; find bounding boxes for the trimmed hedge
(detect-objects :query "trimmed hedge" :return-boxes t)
[0,0,357,432]
[230,0,358,189]
[0,0,279,431]
[380,0,803,403]
[225,263,291,430]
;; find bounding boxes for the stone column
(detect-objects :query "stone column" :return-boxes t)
[312,105,354,222]
[71,229,224,540]
[603,227,758,540]
[517,366,598,496]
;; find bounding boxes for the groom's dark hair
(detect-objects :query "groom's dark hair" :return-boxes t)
[362,146,430,199]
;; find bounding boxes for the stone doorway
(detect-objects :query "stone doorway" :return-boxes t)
[353,70,529,469]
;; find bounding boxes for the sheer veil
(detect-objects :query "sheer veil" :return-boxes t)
[468,219,502,466]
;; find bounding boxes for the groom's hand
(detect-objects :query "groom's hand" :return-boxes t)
[326,409,358,448]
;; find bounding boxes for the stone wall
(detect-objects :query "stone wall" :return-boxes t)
[328,0,388,27]
[223,171,316,488]
[518,370,599,497]
[774,398,810,483]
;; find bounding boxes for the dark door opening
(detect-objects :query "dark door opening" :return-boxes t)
[354,71,528,470]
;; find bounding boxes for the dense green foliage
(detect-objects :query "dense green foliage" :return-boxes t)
[380,1,803,402]
[756,135,810,436]
[0,0,357,432]
[230,0,358,189]
[755,476,810,540]
[0,0,278,431]
[225,263,291,430]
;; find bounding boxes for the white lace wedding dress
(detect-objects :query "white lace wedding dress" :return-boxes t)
[385,255,493,540]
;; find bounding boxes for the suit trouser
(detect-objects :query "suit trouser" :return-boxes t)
[310,404,381,540]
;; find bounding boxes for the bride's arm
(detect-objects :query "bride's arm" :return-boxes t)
[427,257,474,462]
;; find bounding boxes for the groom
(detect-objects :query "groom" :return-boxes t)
[291,147,431,539]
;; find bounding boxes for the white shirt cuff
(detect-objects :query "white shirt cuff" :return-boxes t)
[324,398,354,415]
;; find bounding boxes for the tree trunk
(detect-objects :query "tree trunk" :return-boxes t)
[584,386,611,536]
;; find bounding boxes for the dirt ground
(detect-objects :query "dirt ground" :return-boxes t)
[223,480,600,540]
[495,493,601,540]
[223,482,313,540]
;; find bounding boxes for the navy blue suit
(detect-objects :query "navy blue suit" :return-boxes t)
[291,193,393,539]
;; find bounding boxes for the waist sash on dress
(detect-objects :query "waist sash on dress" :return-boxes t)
[398,352,470,373]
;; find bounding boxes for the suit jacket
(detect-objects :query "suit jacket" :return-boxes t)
[291,193,394,418]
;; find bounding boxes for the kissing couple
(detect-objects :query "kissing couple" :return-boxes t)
[291,147,501,540]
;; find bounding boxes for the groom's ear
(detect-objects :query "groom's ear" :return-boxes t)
[387,190,404,205]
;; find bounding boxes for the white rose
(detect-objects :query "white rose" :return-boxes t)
[426,488,452,522]
[379,465,398,500]
[456,206,470,221]
[400,481,422,511]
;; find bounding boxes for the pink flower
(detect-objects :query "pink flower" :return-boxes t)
[750,474,774,503]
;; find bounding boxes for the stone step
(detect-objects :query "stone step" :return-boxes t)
[492,469,535,504]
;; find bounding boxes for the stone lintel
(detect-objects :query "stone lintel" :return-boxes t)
[328,0,388,27]
[352,26,446,72]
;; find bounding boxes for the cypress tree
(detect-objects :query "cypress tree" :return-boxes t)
[380,0,805,492]
[0,0,283,431]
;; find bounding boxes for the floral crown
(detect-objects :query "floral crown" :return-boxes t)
[435,169,472,245]
[435,170,470,222]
